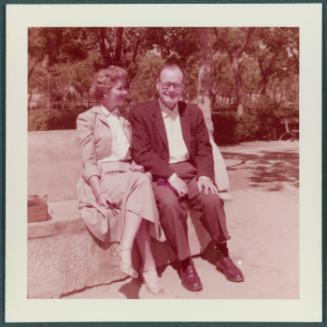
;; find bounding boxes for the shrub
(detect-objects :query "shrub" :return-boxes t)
[254,107,279,140]
[212,112,238,145]
[234,111,260,142]
[28,109,49,131]
[211,95,291,144]
[233,109,280,142]
[28,107,86,131]
[47,109,78,130]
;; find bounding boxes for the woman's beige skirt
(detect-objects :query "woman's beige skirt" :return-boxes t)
[77,162,163,243]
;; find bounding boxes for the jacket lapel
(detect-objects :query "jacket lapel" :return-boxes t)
[91,106,110,127]
[179,102,192,154]
[93,105,132,143]
[152,100,169,149]
[121,116,132,143]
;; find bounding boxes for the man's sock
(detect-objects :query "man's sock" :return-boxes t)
[217,242,229,257]
[180,257,193,270]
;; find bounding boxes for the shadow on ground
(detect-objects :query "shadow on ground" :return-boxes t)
[115,262,181,299]
[223,148,299,192]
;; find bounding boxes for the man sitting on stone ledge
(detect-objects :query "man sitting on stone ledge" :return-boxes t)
[130,62,244,292]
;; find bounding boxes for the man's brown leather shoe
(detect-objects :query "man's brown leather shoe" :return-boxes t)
[180,263,203,292]
[216,256,244,282]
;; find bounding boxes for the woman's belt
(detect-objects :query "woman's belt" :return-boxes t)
[98,160,131,174]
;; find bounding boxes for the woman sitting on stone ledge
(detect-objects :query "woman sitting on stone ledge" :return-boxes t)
[76,66,163,295]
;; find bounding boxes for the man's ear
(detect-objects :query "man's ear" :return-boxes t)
[155,79,160,92]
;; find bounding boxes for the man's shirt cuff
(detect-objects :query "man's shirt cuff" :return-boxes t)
[168,172,178,184]
[198,176,212,182]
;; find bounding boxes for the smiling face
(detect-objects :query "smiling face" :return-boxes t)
[156,65,184,109]
[102,79,128,111]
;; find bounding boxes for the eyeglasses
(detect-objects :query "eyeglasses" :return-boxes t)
[158,80,183,91]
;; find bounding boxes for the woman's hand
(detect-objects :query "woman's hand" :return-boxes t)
[96,192,120,215]
[129,161,145,172]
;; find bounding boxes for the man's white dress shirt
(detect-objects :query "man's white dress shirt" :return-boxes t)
[159,101,211,183]
[160,103,189,164]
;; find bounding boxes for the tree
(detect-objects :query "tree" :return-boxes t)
[28,28,95,109]
[28,26,299,140]
[247,27,299,97]
[128,51,164,105]
[213,27,255,116]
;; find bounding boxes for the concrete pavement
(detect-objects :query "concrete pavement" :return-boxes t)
[63,141,299,299]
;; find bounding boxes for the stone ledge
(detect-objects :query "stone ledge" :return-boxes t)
[28,200,210,298]
[28,200,83,239]
[27,131,220,298]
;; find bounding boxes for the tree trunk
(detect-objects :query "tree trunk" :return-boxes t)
[28,89,33,111]
[98,28,111,67]
[114,27,124,65]
[213,27,254,117]
[237,103,244,116]
[196,28,215,133]
[197,63,213,132]
[28,57,43,81]
[232,57,244,116]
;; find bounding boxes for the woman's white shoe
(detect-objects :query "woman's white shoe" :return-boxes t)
[142,268,163,295]
[114,246,139,279]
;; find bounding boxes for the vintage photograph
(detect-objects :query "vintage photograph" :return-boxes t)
[27,26,299,299]
[5,3,322,323]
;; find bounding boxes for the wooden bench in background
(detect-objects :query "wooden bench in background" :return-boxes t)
[279,117,299,141]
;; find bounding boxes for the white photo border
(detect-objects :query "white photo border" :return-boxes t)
[5,3,322,323]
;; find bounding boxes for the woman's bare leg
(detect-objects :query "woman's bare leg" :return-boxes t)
[120,211,142,249]
[135,221,162,294]
[118,211,143,275]
[135,221,156,272]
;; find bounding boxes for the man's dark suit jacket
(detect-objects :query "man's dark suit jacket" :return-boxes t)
[130,99,214,181]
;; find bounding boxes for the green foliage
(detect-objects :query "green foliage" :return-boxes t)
[46,109,79,130]
[234,96,279,142]
[248,27,299,96]
[28,107,86,131]
[212,94,298,144]
[211,52,235,98]
[213,109,280,145]
[212,112,238,145]
[28,109,49,131]
[252,97,280,140]
[234,112,260,142]
[50,59,95,100]
[28,26,299,138]
[128,52,164,105]
[184,53,201,101]
[239,55,261,93]
[28,28,90,67]
[144,28,200,63]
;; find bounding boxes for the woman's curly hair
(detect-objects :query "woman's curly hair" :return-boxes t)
[90,66,128,102]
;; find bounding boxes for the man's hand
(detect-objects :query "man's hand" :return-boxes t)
[197,177,218,195]
[168,173,188,198]
[96,192,120,215]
